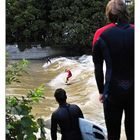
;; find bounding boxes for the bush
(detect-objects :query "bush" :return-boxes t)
[6,60,48,140]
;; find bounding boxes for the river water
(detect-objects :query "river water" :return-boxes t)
[6,55,126,140]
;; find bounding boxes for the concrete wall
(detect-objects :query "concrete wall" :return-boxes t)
[6,44,66,59]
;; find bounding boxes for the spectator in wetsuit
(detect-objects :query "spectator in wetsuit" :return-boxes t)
[92,0,134,140]
[51,88,84,140]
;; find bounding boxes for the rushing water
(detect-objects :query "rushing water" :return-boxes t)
[6,55,126,140]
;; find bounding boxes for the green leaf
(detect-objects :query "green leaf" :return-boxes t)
[21,116,33,128]
[25,134,36,140]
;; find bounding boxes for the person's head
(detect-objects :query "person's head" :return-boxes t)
[54,88,67,104]
[65,69,69,72]
[106,0,129,23]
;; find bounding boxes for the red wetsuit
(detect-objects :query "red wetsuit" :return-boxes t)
[66,70,72,78]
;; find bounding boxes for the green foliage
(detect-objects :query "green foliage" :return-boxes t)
[6,60,48,139]
[37,118,47,140]
[27,85,45,102]
[128,0,134,24]
[6,59,29,85]
[49,0,107,48]
[6,85,47,140]
[6,0,134,53]
[6,0,107,49]
[6,0,49,43]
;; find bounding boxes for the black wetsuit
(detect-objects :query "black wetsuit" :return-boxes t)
[92,23,134,140]
[51,103,84,140]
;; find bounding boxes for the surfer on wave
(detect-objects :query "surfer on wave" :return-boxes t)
[65,69,72,84]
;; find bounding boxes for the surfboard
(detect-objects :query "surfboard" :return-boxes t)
[65,82,71,85]
[79,118,108,140]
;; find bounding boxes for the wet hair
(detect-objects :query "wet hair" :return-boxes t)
[54,88,67,103]
[106,0,129,23]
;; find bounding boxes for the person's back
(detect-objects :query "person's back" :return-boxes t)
[92,0,134,139]
[51,88,83,140]
[94,23,134,102]
[52,104,83,140]
[102,24,134,78]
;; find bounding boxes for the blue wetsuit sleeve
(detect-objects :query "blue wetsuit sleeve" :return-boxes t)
[92,38,104,94]
[51,113,57,140]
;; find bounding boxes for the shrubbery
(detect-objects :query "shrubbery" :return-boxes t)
[6,60,48,140]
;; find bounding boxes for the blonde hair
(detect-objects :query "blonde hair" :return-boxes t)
[106,0,129,23]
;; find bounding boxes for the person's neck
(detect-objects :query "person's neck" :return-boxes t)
[115,21,129,25]
[59,102,67,106]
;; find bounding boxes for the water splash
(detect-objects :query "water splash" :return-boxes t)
[44,55,96,88]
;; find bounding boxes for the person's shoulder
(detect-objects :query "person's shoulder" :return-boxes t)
[70,104,80,109]
[51,108,61,120]
[96,23,116,34]
[52,108,59,116]
[92,23,116,46]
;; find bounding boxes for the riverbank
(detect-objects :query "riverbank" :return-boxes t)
[6,45,66,60]
[6,44,91,60]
